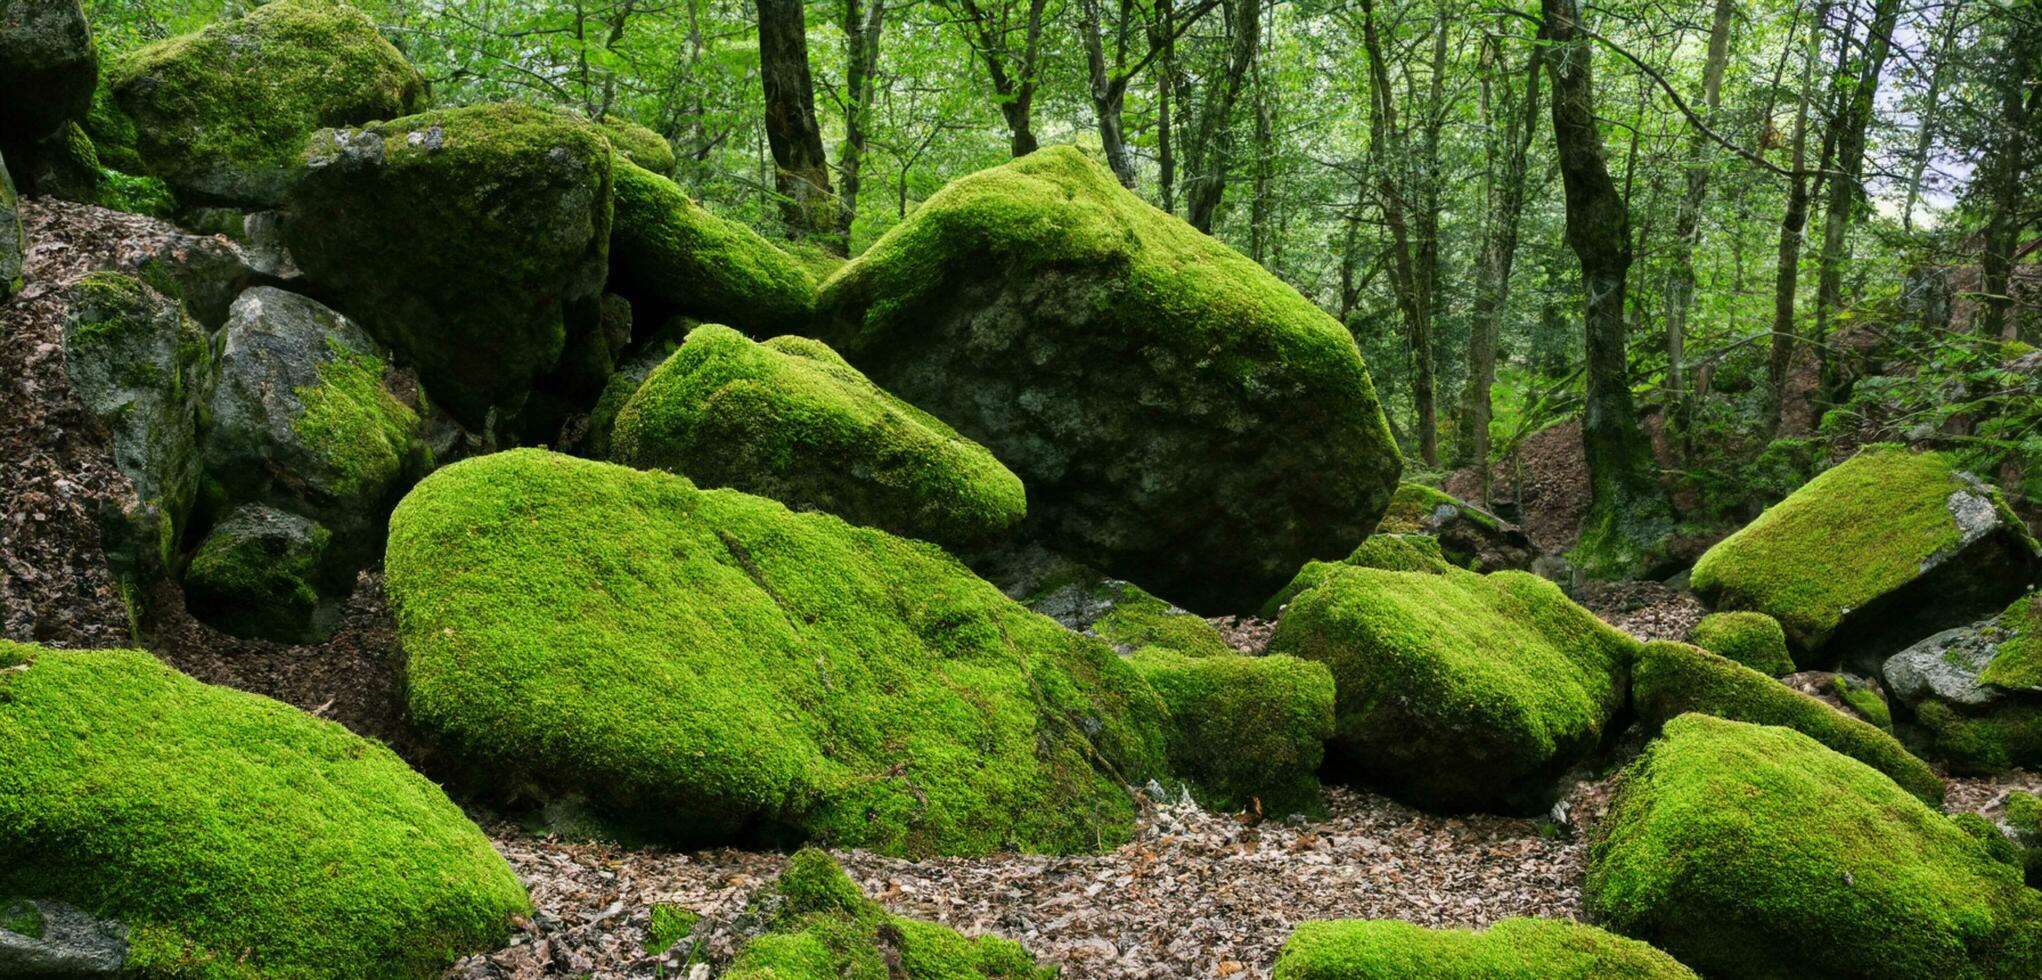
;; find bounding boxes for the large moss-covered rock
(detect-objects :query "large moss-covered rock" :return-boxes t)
[599,116,675,177]
[0,641,529,978]
[203,287,426,558]
[385,449,1168,856]
[813,147,1401,613]
[1273,918,1698,980]
[613,324,1024,549]
[1887,594,2042,774]
[1686,610,1793,676]
[1587,713,2042,979]
[62,272,213,578]
[1691,447,2041,667]
[1629,640,1942,803]
[0,0,96,185]
[183,504,335,645]
[109,0,428,206]
[284,102,614,430]
[726,850,1053,980]
[1264,563,1635,812]
[1376,482,1536,572]
[607,158,815,333]
[1260,533,1455,619]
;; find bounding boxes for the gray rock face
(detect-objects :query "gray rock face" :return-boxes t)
[0,0,96,168]
[203,287,425,560]
[1885,620,2005,710]
[183,503,336,644]
[0,151,20,299]
[0,899,127,977]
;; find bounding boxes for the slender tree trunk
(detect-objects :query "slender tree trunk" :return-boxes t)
[1664,0,1734,411]
[1249,1,1275,264]
[838,0,886,241]
[1080,0,1137,186]
[1979,15,2040,341]
[1358,0,1436,466]
[1764,0,1825,437]
[1157,0,1180,212]
[956,0,1049,157]
[1901,9,1960,233]
[758,0,839,246]
[1813,0,1902,363]
[1183,0,1259,232]
[1540,0,1672,576]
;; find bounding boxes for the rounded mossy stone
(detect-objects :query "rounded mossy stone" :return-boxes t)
[1127,647,1334,816]
[1913,699,2042,775]
[1374,482,1534,572]
[1273,917,1699,979]
[598,116,675,176]
[1587,713,2042,979]
[1686,611,1792,676]
[0,642,530,979]
[1691,446,2041,665]
[284,101,613,431]
[109,0,427,207]
[183,504,334,644]
[1829,673,1893,728]
[581,316,694,460]
[1629,640,1942,803]
[0,0,96,152]
[1977,593,2042,690]
[813,146,1402,614]
[613,324,1025,550]
[607,157,815,334]
[385,448,1168,856]
[726,849,1054,980]
[1264,564,1635,813]
[1260,533,1453,619]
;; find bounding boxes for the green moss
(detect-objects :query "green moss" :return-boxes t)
[1913,700,2042,775]
[1377,482,1503,534]
[0,900,45,940]
[1272,917,1697,979]
[2010,792,2042,836]
[609,158,816,333]
[613,324,1025,549]
[291,337,422,500]
[96,167,177,217]
[726,850,1053,980]
[1977,594,2042,690]
[598,116,675,176]
[1829,674,1892,728]
[110,0,428,205]
[1260,534,1451,619]
[1629,641,1941,803]
[644,903,698,956]
[386,449,1167,856]
[0,642,529,979]
[83,76,143,174]
[1686,611,1794,676]
[1690,447,2036,659]
[1048,573,1233,659]
[1264,564,1634,812]
[1128,647,1333,816]
[183,505,332,644]
[1588,714,2042,979]
[1952,812,2027,871]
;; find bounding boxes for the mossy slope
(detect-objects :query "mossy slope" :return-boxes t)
[1273,918,1698,979]
[613,324,1025,549]
[385,449,1168,857]
[0,642,528,979]
[608,157,815,334]
[1587,713,2042,979]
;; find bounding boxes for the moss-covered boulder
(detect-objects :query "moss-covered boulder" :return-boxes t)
[613,324,1025,549]
[284,102,613,431]
[1629,640,1941,802]
[599,116,675,176]
[1376,482,1536,572]
[0,150,20,300]
[385,449,1168,856]
[1587,713,2042,979]
[62,272,213,579]
[1887,595,2042,773]
[1691,447,2041,667]
[109,0,428,206]
[1273,918,1698,979]
[607,158,815,334]
[813,147,1401,613]
[1260,533,1454,619]
[0,641,529,978]
[0,0,96,187]
[1685,610,1792,676]
[1264,563,1634,812]
[726,850,1053,979]
[183,504,336,644]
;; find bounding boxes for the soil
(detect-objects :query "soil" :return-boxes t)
[1445,420,1589,557]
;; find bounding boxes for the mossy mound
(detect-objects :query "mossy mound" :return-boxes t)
[1260,534,1453,619]
[0,642,529,978]
[284,101,613,431]
[183,504,335,645]
[1912,700,2042,775]
[110,0,428,206]
[385,449,1168,856]
[599,116,675,176]
[1978,593,2042,690]
[1375,483,1535,572]
[1028,569,1236,659]
[608,157,815,334]
[1691,446,2040,666]
[1264,563,1635,812]
[1629,640,1942,803]
[613,324,1025,550]
[1128,648,1334,816]
[1587,713,2042,979]
[726,849,1053,979]
[1685,611,1793,676]
[1273,918,1698,979]
[813,146,1400,613]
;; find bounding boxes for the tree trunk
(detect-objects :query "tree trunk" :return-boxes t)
[838,0,886,242]
[1540,0,1672,577]
[1813,0,1901,363]
[1358,0,1436,466]
[955,0,1050,158]
[1080,0,1137,186]
[1978,15,2040,341]
[1763,0,1825,437]
[1248,2,1274,264]
[1664,0,1734,410]
[1156,0,1180,212]
[758,0,838,245]
[1901,9,1960,233]
[1183,0,1259,233]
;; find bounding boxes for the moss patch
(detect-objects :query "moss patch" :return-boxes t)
[599,116,675,176]
[1629,641,1941,803]
[183,504,334,644]
[385,449,1167,856]
[608,157,816,334]
[1127,647,1333,816]
[1260,534,1452,619]
[1687,611,1793,676]
[1587,713,2042,979]
[1977,593,2042,690]
[1829,674,1893,728]
[1273,918,1698,979]
[291,337,422,501]
[0,642,528,979]
[613,324,1025,549]
[1913,700,2042,775]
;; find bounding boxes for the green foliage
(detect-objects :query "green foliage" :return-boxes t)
[0,642,528,979]
[385,449,1168,856]
[1628,640,1941,803]
[1127,647,1334,816]
[95,167,176,216]
[1686,611,1793,676]
[1272,918,1698,979]
[613,324,1025,549]
[608,157,816,333]
[643,903,699,956]
[1588,714,2042,979]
